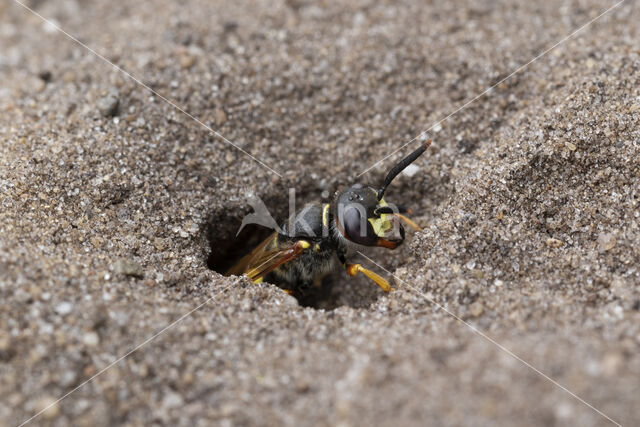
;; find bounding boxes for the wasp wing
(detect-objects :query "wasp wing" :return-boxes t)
[226,233,308,283]
[226,233,278,277]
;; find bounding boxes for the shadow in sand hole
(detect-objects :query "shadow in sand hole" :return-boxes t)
[205,213,382,310]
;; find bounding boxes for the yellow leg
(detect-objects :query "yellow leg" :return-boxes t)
[394,214,422,231]
[346,264,392,292]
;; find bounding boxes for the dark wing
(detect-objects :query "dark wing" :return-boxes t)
[226,233,310,283]
[226,233,278,277]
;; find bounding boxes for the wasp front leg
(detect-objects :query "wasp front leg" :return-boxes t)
[393,213,421,231]
[378,205,422,231]
[338,252,392,292]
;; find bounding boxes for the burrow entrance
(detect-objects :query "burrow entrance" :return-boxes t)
[204,167,442,309]
[204,192,386,309]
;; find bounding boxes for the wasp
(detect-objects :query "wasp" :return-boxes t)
[227,141,430,297]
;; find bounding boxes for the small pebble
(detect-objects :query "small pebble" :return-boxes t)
[180,54,196,69]
[97,89,120,117]
[35,396,60,420]
[162,391,184,409]
[55,301,73,316]
[214,108,227,125]
[469,301,484,317]
[402,164,420,178]
[114,259,144,278]
[15,289,32,304]
[59,370,77,387]
[545,237,563,248]
[0,335,10,352]
[597,233,616,251]
[82,331,100,347]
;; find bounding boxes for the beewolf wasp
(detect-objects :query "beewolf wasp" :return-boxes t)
[227,141,430,297]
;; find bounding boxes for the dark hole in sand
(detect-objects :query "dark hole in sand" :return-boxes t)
[206,222,273,275]
[204,200,382,310]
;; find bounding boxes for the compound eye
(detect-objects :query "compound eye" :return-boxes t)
[342,205,378,246]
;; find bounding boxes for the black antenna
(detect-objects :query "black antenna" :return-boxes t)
[377,140,431,201]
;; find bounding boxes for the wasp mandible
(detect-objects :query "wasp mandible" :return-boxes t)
[227,141,431,296]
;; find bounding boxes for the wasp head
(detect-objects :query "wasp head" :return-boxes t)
[334,141,430,249]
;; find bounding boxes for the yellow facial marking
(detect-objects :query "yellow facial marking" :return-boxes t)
[368,216,392,237]
[369,197,392,237]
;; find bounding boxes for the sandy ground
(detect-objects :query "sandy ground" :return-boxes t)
[1,0,639,426]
